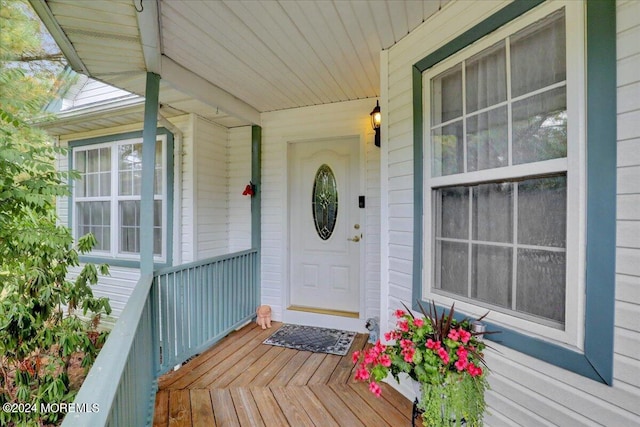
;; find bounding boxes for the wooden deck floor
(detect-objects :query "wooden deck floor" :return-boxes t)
[153,322,417,426]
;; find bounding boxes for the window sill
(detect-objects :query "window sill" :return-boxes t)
[79,255,170,270]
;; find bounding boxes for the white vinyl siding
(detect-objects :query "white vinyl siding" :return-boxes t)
[193,116,229,259]
[384,0,640,424]
[228,126,252,252]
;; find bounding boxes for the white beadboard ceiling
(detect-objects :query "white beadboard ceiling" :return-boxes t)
[33,0,448,127]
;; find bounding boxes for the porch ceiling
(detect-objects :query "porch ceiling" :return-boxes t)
[32,0,447,127]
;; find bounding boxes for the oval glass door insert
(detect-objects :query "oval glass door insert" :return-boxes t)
[312,164,338,240]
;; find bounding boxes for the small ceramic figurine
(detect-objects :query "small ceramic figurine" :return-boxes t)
[256,305,272,329]
[365,317,380,344]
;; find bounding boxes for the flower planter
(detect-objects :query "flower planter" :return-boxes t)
[353,301,493,427]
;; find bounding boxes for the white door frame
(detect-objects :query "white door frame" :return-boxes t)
[282,134,367,332]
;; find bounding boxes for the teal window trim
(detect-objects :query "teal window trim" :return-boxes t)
[412,0,615,384]
[68,128,174,269]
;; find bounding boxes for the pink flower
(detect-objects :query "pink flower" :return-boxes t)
[455,359,468,371]
[459,328,471,344]
[355,366,370,381]
[400,339,413,350]
[384,331,393,341]
[369,381,382,397]
[352,350,361,364]
[379,354,392,367]
[364,350,377,364]
[398,320,409,332]
[403,347,415,363]
[467,363,483,377]
[394,309,406,318]
[374,340,386,354]
[426,339,441,350]
[413,318,424,327]
[448,329,460,341]
[456,346,468,359]
[437,347,450,364]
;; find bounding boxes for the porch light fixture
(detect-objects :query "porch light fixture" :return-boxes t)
[370,100,381,147]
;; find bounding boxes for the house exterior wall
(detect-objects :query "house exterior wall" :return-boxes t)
[260,98,381,322]
[228,126,252,252]
[193,115,230,259]
[382,0,640,425]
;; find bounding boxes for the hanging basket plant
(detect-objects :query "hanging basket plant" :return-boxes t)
[353,301,497,426]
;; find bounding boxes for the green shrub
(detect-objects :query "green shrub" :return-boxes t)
[0,109,111,426]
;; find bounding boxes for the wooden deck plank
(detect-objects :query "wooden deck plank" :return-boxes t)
[328,333,368,384]
[349,382,411,426]
[229,387,266,427]
[331,383,396,426]
[267,350,312,387]
[182,327,277,389]
[158,323,258,389]
[250,347,297,387]
[153,324,415,427]
[210,389,241,427]
[379,381,416,421]
[270,387,316,426]
[168,389,192,427]
[204,341,277,388]
[226,345,285,388]
[250,387,290,427]
[309,385,366,427]
[189,389,216,427]
[159,326,270,389]
[153,389,169,427]
[287,352,327,386]
[306,354,341,384]
[287,386,340,427]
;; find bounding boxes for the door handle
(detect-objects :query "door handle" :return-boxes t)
[347,235,361,242]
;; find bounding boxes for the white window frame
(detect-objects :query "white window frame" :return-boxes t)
[73,135,168,263]
[422,1,586,348]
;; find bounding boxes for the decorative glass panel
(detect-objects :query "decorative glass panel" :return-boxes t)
[466,40,507,113]
[518,175,567,247]
[472,182,513,243]
[512,87,567,164]
[510,9,566,98]
[312,164,338,240]
[435,186,469,239]
[435,241,468,296]
[467,106,508,171]
[432,120,464,176]
[471,244,512,308]
[517,249,566,322]
[431,64,462,125]
[76,201,110,251]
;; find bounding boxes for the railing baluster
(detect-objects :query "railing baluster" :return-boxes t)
[65,249,259,426]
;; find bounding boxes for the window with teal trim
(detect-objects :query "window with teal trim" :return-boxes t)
[412,0,616,384]
[70,129,174,267]
[426,5,575,337]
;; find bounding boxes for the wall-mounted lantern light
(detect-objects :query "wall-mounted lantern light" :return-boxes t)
[370,100,381,147]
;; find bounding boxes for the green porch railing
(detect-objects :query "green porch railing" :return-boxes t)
[62,249,260,427]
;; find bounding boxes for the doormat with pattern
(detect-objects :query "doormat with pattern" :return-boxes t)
[263,324,356,356]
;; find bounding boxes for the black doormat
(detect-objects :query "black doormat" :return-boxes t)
[263,324,356,356]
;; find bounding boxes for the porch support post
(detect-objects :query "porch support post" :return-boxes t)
[251,125,261,306]
[141,72,160,276]
[251,125,261,251]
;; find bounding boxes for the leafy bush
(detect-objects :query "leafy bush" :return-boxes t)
[0,108,112,426]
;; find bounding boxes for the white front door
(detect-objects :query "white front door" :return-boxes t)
[289,137,361,315]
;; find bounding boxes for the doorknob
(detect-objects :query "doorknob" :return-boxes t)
[347,235,361,242]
